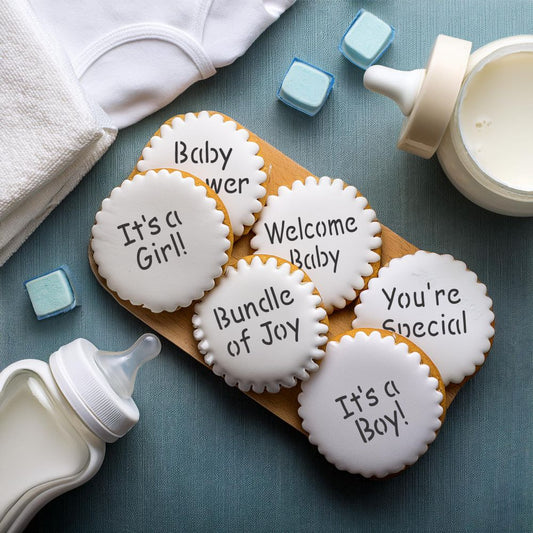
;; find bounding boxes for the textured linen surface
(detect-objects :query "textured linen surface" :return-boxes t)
[0,1,531,532]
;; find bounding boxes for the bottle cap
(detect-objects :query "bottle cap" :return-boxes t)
[50,334,161,443]
[363,35,472,159]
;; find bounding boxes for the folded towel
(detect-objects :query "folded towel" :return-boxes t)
[29,0,296,128]
[0,0,117,266]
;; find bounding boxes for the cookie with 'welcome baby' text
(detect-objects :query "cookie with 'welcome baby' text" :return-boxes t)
[251,176,381,313]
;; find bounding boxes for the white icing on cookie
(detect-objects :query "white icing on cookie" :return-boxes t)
[192,255,328,393]
[137,111,267,237]
[298,330,444,478]
[352,251,495,385]
[250,176,381,313]
[91,169,232,313]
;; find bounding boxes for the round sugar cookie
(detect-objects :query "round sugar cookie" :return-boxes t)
[192,255,329,393]
[250,176,382,313]
[136,111,267,237]
[91,169,233,313]
[352,251,495,385]
[298,329,446,478]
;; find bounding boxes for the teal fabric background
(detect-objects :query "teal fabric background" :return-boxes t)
[1,1,532,531]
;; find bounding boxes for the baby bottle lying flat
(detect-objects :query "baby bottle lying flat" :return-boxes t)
[0,333,161,533]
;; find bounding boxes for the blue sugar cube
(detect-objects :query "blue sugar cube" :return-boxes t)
[24,266,77,320]
[277,58,334,116]
[339,9,395,69]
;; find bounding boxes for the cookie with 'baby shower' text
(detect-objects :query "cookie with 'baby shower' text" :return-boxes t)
[135,111,267,237]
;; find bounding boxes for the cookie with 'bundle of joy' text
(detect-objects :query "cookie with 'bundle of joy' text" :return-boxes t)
[192,255,329,393]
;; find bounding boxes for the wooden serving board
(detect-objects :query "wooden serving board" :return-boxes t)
[89,114,463,433]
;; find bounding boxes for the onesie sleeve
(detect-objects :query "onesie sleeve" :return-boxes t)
[203,0,297,66]
[27,0,297,128]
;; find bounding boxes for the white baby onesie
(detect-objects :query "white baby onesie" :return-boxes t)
[29,0,296,128]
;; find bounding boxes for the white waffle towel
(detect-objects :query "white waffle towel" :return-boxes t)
[0,0,117,266]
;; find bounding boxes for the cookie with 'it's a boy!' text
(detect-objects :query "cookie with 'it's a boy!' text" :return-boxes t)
[135,111,268,238]
[352,251,495,385]
[91,169,233,313]
[192,255,329,393]
[298,328,446,478]
[250,176,381,313]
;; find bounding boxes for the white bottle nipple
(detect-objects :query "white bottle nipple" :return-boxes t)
[363,66,426,116]
[95,334,161,399]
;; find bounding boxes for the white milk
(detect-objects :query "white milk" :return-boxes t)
[364,35,533,215]
[0,372,91,518]
[0,334,160,533]
[459,51,533,192]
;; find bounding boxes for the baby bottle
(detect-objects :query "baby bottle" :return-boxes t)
[363,35,533,216]
[0,333,161,533]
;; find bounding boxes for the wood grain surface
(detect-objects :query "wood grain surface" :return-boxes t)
[89,113,462,433]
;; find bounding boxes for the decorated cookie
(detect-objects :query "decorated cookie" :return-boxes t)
[192,255,329,393]
[298,329,445,478]
[250,176,381,313]
[136,111,267,237]
[91,169,233,313]
[352,251,495,385]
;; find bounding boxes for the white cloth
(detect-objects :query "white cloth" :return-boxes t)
[0,0,117,266]
[29,0,296,128]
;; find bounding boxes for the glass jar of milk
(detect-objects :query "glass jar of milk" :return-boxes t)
[0,334,160,533]
[364,35,533,216]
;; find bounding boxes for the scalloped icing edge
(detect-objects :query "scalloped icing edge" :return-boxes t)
[192,254,329,393]
[298,328,446,478]
[134,110,268,238]
[352,250,495,385]
[250,175,382,313]
[91,169,233,313]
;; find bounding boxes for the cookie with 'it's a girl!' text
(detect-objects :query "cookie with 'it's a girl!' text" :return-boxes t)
[91,169,233,313]
[192,255,329,393]
[298,328,446,478]
[250,176,381,313]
